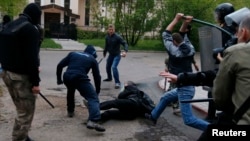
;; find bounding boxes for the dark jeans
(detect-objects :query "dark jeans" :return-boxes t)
[100,99,141,121]
[106,54,121,84]
[63,72,101,121]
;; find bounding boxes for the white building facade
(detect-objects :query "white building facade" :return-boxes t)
[28,0,98,30]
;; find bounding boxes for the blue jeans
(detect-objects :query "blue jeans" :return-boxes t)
[106,54,121,84]
[63,73,101,121]
[151,86,209,131]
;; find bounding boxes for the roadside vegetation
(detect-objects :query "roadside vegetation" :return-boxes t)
[40,37,165,51]
[40,38,62,49]
[78,39,165,51]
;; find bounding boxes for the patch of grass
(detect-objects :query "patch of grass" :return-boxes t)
[78,39,104,48]
[41,38,62,49]
[78,39,165,51]
[130,39,165,51]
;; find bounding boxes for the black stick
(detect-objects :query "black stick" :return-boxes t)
[98,58,103,64]
[181,98,213,103]
[39,92,55,108]
[182,16,234,37]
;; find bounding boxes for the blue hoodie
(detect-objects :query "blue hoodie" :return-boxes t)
[56,45,101,93]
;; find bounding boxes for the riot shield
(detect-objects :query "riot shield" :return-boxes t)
[198,26,222,90]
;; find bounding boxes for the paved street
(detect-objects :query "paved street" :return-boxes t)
[0,39,209,141]
[38,49,206,140]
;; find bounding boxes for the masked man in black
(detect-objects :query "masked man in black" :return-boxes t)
[0,3,41,141]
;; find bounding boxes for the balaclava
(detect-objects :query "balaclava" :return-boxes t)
[23,3,42,25]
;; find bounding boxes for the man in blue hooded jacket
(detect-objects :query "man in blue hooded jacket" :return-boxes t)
[56,45,105,132]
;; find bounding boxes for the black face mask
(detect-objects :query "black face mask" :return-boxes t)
[23,3,41,25]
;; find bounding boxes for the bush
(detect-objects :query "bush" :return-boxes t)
[77,29,106,40]
[79,38,165,51]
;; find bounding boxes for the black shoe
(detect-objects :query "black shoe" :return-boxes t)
[86,120,106,132]
[144,113,157,125]
[204,117,217,123]
[67,112,74,118]
[26,136,34,141]
[103,78,112,82]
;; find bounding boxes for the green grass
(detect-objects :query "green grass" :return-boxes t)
[78,39,165,51]
[78,39,104,48]
[41,38,165,51]
[40,38,62,49]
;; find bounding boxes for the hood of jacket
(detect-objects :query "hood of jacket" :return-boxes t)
[23,3,41,25]
[84,45,97,58]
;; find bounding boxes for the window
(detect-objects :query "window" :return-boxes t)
[85,0,90,26]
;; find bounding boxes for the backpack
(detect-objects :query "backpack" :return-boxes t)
[0,21,29,64]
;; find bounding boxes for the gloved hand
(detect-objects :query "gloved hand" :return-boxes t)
[57,80,63,85]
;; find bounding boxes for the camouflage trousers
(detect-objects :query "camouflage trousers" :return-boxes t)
[2,71,36,141]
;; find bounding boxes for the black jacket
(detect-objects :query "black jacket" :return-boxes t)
[176,69,217,87]
[0,5,41,86]
[118,85,155,113]
[103,33,128,56]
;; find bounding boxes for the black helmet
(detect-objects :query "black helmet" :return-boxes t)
[215,3,234,23]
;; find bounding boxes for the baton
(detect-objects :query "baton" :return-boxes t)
[98,58,103,64]
[164,78,167,91]
[39,92,55,108]
[182,16,234,38]
[181,98,213,103]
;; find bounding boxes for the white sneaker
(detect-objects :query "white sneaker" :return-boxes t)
[115,83,120,89]
[173,108,181,115]
[86,120,106,132]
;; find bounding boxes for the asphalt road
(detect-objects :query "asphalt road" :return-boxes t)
[0,50,205,141]
[38,50,204,141]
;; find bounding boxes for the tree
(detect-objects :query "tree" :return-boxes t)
[157,0,216,49]
[0,0,27,20]
[90,0,250,49]
[158,0,250,51]
[103,0,161,46]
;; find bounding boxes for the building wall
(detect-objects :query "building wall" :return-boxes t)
[77,0,85,27]
[27,0,86,28]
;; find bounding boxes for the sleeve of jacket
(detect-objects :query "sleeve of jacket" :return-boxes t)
[176,70,217,87]
[212,50,235,112]
[23,23,40,86]
[162,30,175,52]
[56,53,70,83]
[118,35,128,52]
[118,89,131,99]
[92,59,101,94]
[118,86,138,99]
